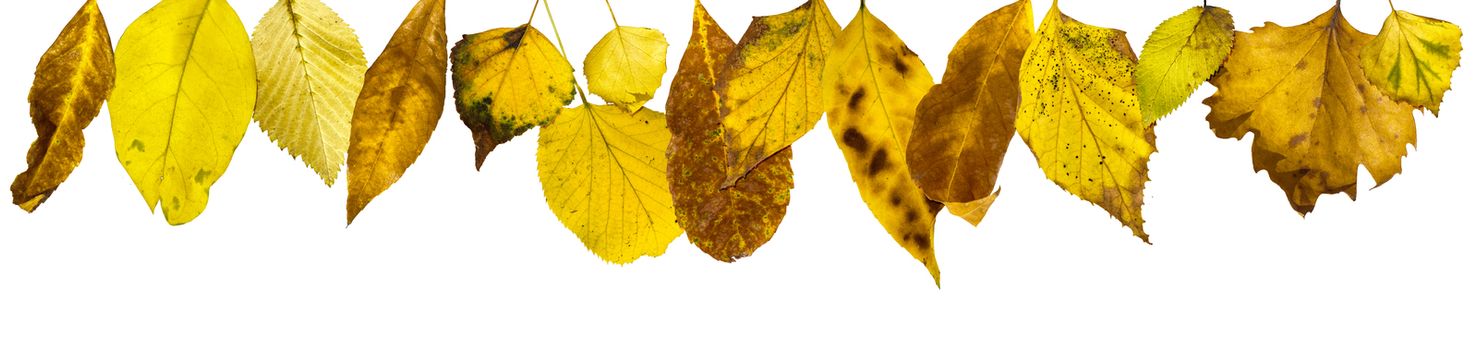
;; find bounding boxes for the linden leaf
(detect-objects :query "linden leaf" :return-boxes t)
[451,24,575,169]
[1136,5,1233,123]
[667,1,794,262]
[346,0,446,224]
[111,0,256,225]
[822,4,942,284]
[251,0,368,186]
[719,0,839,186]
[1205,4,1417,215]
[538,104,680,264]
[1361,7,1463,115]
[907,0,1031,218]
[1017,1,1155,243]
[11,0,113,212]
[585,26,668,112]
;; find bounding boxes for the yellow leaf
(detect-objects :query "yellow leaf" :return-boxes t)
[451,24,575,169]
[1136,5,1233,123]
[251,0,368,186]
[944,188,1000,227]
[1017,2,1155,243]
[11,0,113,212]
[585,26,668,112]
[538,104,680,264]
[719,0,839,186]
[667,1,794,262]
[822,4,941,284]
[1361,7,1463,115]
[346,0,446,224]
[111,0,256,225]
[1206,4,1417,215]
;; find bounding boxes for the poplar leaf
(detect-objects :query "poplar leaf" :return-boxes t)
[1361,8,1463,115]
[720,0,839,186]
[11,0,113,212]
[668,1,793,262]
[111,0,256,225]
[822,4,942,284]
[1017,2,1155,243]
[251,0,368,186]
[346,0,446,224]
[907,0,1032,218]
[585,26,668,112]
[451,24,574,169]
[538,104,679,264]
[1205,4,1417,215]
[1136,5,1233,123]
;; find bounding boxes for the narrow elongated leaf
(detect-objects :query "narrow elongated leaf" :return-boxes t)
[1361,8,1463,115]
[11,0,113,212]
[451,24,574,169]
[252,0,368,186]
[1136,5,1234,123]
[346,0,447,224]
[111,0,256,225]
[586,26,668,112]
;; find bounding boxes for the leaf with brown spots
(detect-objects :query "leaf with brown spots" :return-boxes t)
[451,24,575,169]
[1361,6,1462,115]
[11,0,113,212]
[1017,1,1155,243]
[345,0,446,224]
[667,1,794,262]
[1206,3,1418,215]
[822,3,941,284]
[906,0,1031,224]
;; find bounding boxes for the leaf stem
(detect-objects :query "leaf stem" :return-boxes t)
[604,0,621,27]
[526,0,539,25]
[541,0,590,104]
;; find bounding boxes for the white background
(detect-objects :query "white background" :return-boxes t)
[2,0,1475,349]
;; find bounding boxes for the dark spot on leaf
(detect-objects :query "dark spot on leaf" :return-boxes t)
[848,88,866,111]
[867,149,890,176]
[905,232,930,250]
[842,128,868,150]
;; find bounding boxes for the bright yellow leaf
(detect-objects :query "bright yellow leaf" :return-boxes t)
[1361,7,1463,115]
[1136,5,1233,123]
[585,26,667,112]
[451,24,575,169]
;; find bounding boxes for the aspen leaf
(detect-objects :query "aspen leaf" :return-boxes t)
[1017,1,1155,243]
[720,0,839,186]
[667,1,793,262]
[538,104,679,264]
[1205,4,1417,215]
[907,0,1032,219]
[346,0,446,224]
[1361,7,1463,115]
[822,4,942,284]
[451,24,575,169]
[1136,5,1233,123]
[251,0,368,186]
[111,0,255,225]
[11,0,113,212]
[585,26,668,112]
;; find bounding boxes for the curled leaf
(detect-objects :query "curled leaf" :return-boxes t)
[451,24,575,169]
[1361,8,1463,115]
[585,26,668,112]
[1136,5,1234,123]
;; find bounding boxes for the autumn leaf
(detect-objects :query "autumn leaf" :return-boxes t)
[822,3,942,284]
[585,25,668,112]
[1136,5,1233,123]
[346,0,446,224]
[720,0,839,186]
[1017,1,1155,243]
[251,0,368,186]
[1361,6,1463,115]
[110,0,255,225]
[450,24,574,169]
[1205,3,1417,215]
[667,1,793,262]
[10,0,113,212]
[906,0,1031,221]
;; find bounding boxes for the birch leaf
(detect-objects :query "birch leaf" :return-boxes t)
[11,0,113,212]
[110,0,255,225]
[1136,5,1233,123]
[585,26,668,112]
[451,24,574,169]
[1361,7,1463,115]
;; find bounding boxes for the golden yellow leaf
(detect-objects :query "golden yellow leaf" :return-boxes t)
[667,1,793,262]
[110,0,256,225]
[1361,7,1463,115]
[945,188,1000,227]
[538,103,680,264]
[719,0,839,186]
[1206,4,1417,215]
[251,0,368,186]
[1136,5,1233,123]
[1017,1,1154,242]
[346,0,446,224]
[451,24,574,169]
[822,4,941,284]
[585,26,667,112]
[11,0,113,212]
